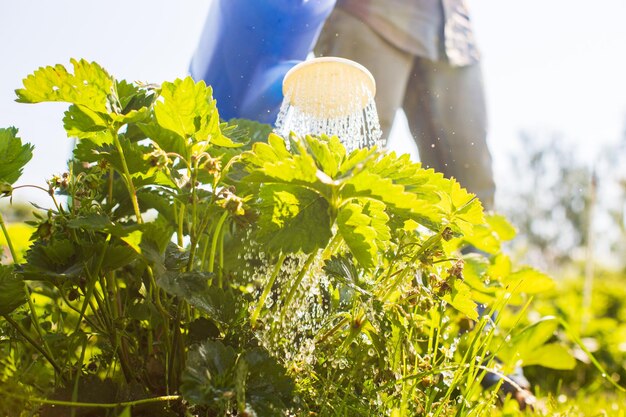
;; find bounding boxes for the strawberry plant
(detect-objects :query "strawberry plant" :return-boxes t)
[0,59,600,416]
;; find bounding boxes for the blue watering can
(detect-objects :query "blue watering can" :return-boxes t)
[190,0,337,124]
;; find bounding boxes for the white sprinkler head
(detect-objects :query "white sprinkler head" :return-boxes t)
[282,57,377,119]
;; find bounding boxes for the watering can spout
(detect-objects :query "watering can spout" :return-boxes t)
[190,0,337,124]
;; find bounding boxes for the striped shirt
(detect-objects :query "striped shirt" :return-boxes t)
[336,0,480,66]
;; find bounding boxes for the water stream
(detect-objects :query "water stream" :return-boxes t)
[274,58,384,153]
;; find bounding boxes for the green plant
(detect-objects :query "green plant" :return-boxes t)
[0,60,611,417]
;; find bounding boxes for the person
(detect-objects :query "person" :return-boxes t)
[315,0,536,410]
[314,0,494,210]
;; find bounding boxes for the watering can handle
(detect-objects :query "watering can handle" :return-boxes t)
[189,0,337,124]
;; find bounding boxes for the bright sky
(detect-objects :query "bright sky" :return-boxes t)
[1,0,625,206]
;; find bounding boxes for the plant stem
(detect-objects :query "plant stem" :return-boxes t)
[318,315,350,345]
[107,167,114,211]
[0,211,18,262]
[176,203,185,247]
[0,388,181,409]
[70,335,89,417]
[281,250,318,318]
[110,129,143,224]
[0,210,58,373]
[3,314,63,375]
[380,229,445,302]
[209,211,229,281]
[250,253,286,328]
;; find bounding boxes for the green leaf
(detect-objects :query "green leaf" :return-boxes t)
[500,316,561,368]
[442,280,478,320]
[120,230,143,254]
[304,135,340,178]
[444,180,485,237]
[323,255,360,286]
[486,213,516,241]
[67,214,141,237]
[21,239,82,282]
[256,184,332,254]
[362,199,391,245]
[223,118,271,147]
[181,341,293,415]
[523,343,576,370]
[156,271,236,324]
[366,151,429,192]
[0,127,34,185]
[99,243,138,272]
[110,79,156,124]
[462,223,501,254]
[138,116,187,157]
[62,105,108,140]
[90,136,156,181]
[337,146,377,177]
[154,77,234,147]
[0,266,26,315]
[243,134,326,194]
[16,59,114,114]
[505,267,555,294]
[341,171,418,210]
[241,348,294,415]
[337,203,379,269]
[182,341,237,406]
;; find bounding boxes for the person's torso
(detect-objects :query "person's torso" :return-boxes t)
[336,0,479,66]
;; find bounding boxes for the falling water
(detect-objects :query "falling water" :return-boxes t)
[275,57,384,153]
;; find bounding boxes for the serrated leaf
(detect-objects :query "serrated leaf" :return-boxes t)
[110,79,155,124]
[304,135,339,178]
[341,171,417,210]
[21,239,83,282]
[242,348,294,415]
[62,105,108,140]
[461,253,493,293]
[156,271,236,323]
[243,135,325,193]
[436,179,485,237]
[181,340,237,407]
[337,203,378,269]
[182,341,293,415]
[99,243,138,272]
[138,116,187,158]
[256,184,332,254]
[91,136,155,181]
[67,214,141,237]
[337,146,377,176]
[362,199,391,245]
[0,266,26,315]
[442,280,478,320]
[154,77,233,148]
[16,59,114,114]
[0,127,34,185]
[323,255,360,285]
[366,151,429,192]
[120,230,143,254]
[224,118,272,146]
